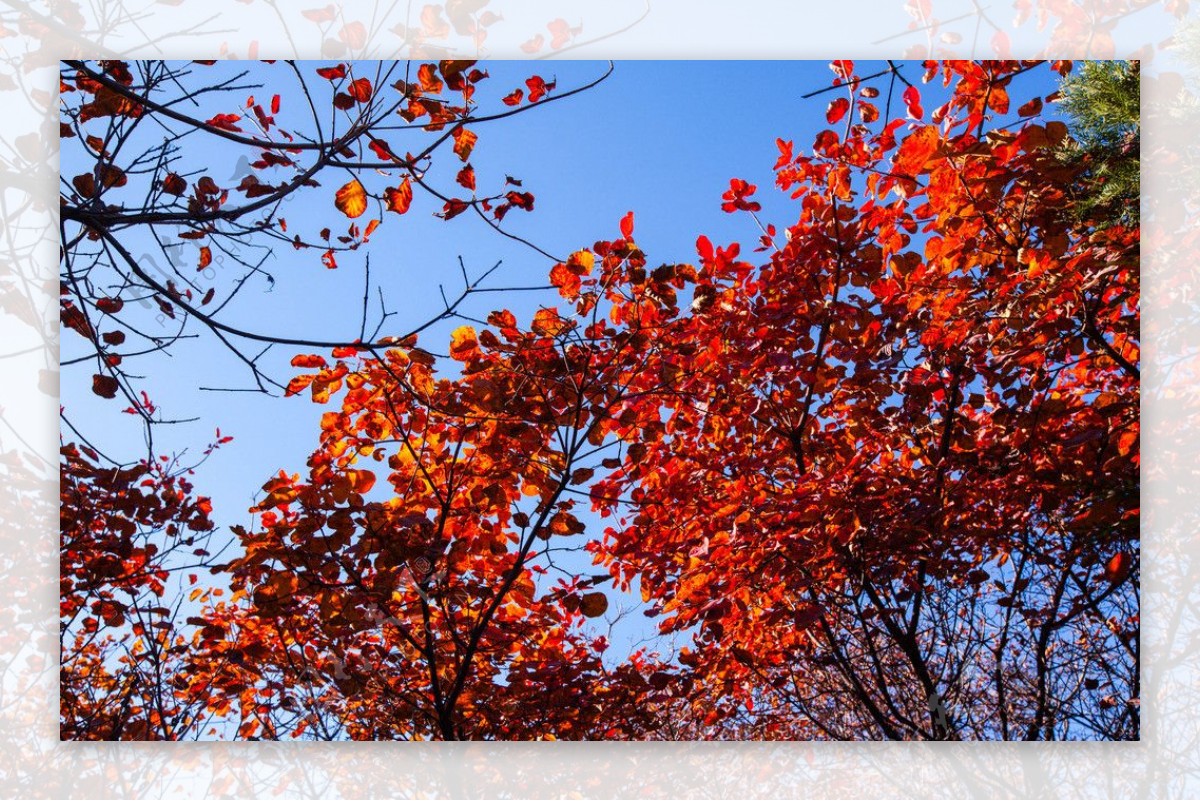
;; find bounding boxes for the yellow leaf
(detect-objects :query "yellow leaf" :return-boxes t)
[449,325,479,361]
[567,249,595,274]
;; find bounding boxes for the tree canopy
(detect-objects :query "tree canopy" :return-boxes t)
[60,58,1139,741]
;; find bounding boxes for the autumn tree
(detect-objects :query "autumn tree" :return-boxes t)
[590,59,1139,740]
[57,57,611,740]
[60,441,219,739]
[61,58,1139,741]
[186,225,690,739]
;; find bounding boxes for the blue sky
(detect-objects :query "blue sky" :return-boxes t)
[64,59,847,515]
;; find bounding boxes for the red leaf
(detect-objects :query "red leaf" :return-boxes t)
[1018,96,1043,117]
[347,77,372,103]
[774,138,794,170]
[317,64,347,80]
[903,85,924,119]
[721,178,761,213]
[72,173,96,198]
[369,138,395,161]
[206,113,243,132]
[991,29,1011,57]
[620,211,635,240]
[162,173,187,195]
[303,6,337,22]
[92,373,119,399]
[456,164,476,191]
[505,191,534,211]
[548,18,575,49]
[550,262,582,300]
[1104,552,1132,584]
[830,59,854,80]
[526,75,554,103]
[826,97,850,124]
[580,592,608,618]
[440,198,469,220]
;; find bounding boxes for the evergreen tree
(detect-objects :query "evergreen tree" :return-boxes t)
[1058,61,1140,228]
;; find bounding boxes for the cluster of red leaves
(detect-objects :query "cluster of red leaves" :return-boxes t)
[584,60,1138,733]
[188,269,690,738]
[60,442,215,740]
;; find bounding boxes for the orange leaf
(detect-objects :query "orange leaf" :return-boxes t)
[1116,428,1137,457]
[418,63,443,94]
[335,179,368,218]
[449,325,479,361]
[291,354,328,368]
[452,127,477,162]
[550,262,581,299]
[339,21,368,50]
[1018,96,1043,117]
[285,375,315,396]
[1104,552,1132,584]
[532,308,567,336]
[567,249,595,275]
[385,178,413,214]
[345,468,376,495]
[894,125,940,176]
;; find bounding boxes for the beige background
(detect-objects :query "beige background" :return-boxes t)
[3,1,1193,796]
